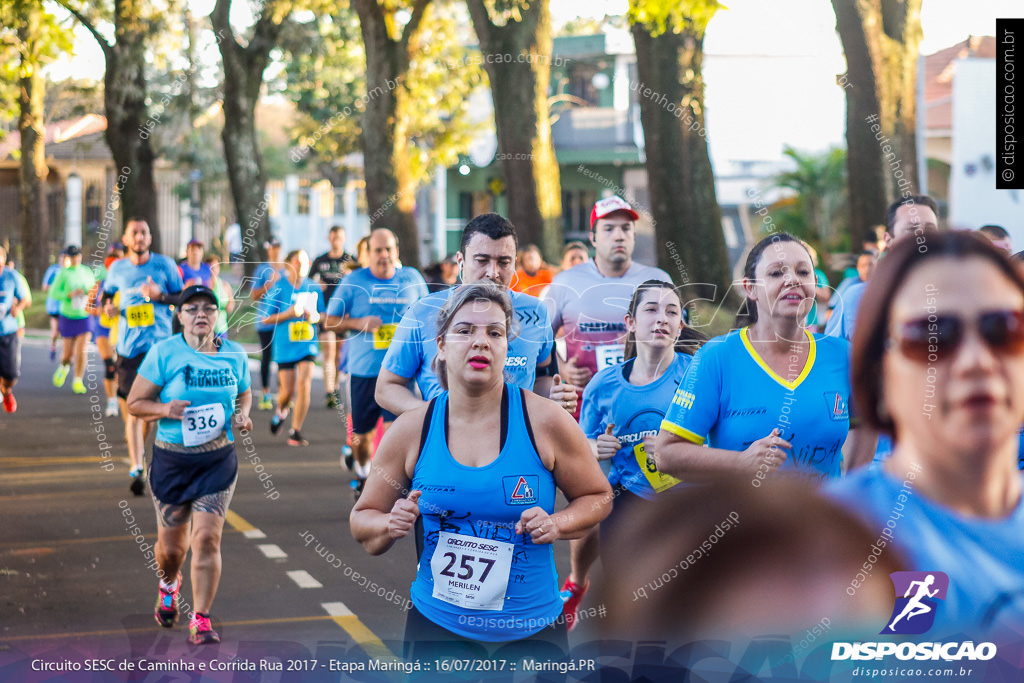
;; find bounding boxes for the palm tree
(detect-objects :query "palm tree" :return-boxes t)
[773,146,848,250]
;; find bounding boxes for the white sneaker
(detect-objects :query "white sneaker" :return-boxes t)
[105,398,119,417]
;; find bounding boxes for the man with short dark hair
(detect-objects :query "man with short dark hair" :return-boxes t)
[827,195,940,341]
[979,224,1013,255]
[326,229,426,496]
[103,218,184,494]
[375,213,576,418]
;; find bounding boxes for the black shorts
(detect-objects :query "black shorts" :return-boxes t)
[0,333,21,381]
[350,375,396,434]
[277,354,317,371]
[116,352,147,400]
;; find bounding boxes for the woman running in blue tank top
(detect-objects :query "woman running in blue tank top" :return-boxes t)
[351,282,611,667]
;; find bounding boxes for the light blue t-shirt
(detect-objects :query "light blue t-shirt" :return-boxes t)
[103,254,183,358]
[0,267,31,336]
[581,353,692,499]
[382,287,555,400]
[137,335,252,445]
[824,280,865,341]
[250,263,285,332]
[263,277,324,364]
[325,267,428,377]
[43,263,62,315]
[872,430,1024,471]
[661,328,851,481]
[829,467,1024,638]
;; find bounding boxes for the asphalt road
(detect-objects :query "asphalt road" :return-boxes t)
[0,336,598,683]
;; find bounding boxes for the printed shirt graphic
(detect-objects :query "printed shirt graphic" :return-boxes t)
[542,261,672,374]
[137,334,251,444]
[263,277,325,364]
[580,353,693,499]
[881,571,949,635]
[0,268,31,336]
[103,254,184,358]
[310,251,355,300]
[410,387,561,641]
[383,287,554,400]
[50,264,97,319]
[326,267,428,377]
[829,469,1024,636]
[661,329,851,480]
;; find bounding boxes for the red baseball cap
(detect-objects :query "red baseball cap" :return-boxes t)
[590,196,639,228]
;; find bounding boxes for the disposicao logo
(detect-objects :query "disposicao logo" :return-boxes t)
[882,571,948,635]
[831,571,997,662]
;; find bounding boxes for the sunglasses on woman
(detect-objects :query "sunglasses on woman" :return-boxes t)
[888,310,1024,362]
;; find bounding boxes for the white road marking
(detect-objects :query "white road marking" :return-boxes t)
[287,570,323,588]
[257,544,287,559]
[321,602,354,617]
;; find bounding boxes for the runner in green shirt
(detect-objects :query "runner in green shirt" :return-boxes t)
[50,245,96,394]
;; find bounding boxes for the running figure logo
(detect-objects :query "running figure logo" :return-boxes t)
[881,571,949,635]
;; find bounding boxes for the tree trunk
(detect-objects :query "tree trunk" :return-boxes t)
[466,0,563,260]
[213,0,291,275]
[630,23,730,300]
[354,0,422,267]
[17,3,49,288]
[832,0,922,246]
[103,0,160,249]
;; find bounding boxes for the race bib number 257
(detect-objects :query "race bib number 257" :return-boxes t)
[430,532,514,611]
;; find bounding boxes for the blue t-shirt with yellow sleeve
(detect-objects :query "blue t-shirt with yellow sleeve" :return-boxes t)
[325,266,428,377]
[137,335,251,445]
[660,328,851,481]
[103,254,183,359]
[263,277,324,364]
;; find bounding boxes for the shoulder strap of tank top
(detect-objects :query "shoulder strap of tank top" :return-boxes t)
[419,397,437,455]
[500,383,509,451]
[517,387,541,455]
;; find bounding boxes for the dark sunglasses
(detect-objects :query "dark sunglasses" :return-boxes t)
[887,310,1024,362]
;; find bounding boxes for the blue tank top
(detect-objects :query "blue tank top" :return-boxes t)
[410,385,562,642]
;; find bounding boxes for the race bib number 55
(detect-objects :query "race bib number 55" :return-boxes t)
[431,532,514,611]
[596,343,625,369]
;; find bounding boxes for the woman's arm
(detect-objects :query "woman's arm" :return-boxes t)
[655,428,792,482]
[126,376,190,423]
[350,409,423,555]
[233,388,253,433]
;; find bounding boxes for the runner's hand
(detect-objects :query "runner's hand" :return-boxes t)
[548,374,578,413]
[563,353,593,387]
[140,276,162,301]
[234,411,253,433]
[516,507,560,544]
[165,399,191,420]
[389,490,421,539]
[361,316,384,333]
[740,428,791,473]
[596,423,620,460]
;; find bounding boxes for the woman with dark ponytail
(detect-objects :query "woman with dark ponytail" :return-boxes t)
[657,232,870,484]
[558,281,706,624]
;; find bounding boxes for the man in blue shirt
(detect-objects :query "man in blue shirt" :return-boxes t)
[375,214,575,417]
[0,246,32,413]
[103,218,184,495]
[326,229,427,494]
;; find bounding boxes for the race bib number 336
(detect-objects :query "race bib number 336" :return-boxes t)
[181,403,226,447]
[430,532,514,611]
